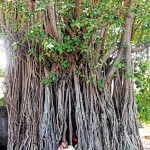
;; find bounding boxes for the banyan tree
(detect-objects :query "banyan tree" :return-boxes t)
[0,0,149,149]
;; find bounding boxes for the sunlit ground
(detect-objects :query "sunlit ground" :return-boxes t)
[139,124,150,149]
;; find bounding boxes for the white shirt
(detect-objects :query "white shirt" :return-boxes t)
[58,145,75,150]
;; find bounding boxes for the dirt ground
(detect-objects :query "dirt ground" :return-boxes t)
[139,127,150,150]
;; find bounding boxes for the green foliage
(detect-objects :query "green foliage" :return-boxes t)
[0,97,6,106]
[0,68,4,77]
[114,61,125,69]
[12,42,19,51]
[97,80,104,90]
[28,22,45,42]
[131,1,150,44]
[0,68,5,106]
[41,71,56,86]
[125,143,131,150]
[1,0,149,87]
[85,77,93,84]
[123,72,134,79]
[61,60,69,70]
[134,61,150,123]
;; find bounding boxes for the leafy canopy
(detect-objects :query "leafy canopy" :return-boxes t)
[0,0,149,86]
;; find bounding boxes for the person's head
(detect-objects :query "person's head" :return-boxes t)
[59,141,68,148]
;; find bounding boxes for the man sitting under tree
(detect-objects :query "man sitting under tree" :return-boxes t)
[58,141,75,150]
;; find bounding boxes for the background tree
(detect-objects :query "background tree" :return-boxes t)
[133,48,150,123]
[0,0,149,150]
[134,60,150,123]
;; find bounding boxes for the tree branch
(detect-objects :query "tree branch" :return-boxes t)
[74,0,82,17]
[64,19,75,38]
[106,12,135,81]
[0,9,5,34]
[65,24,75,38]
[105,48,124,80]
[100,47,117,67]
[131,43,150,52]
[47,2,59,41]
[0,20,16,41]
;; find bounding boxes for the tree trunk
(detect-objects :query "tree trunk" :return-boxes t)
[0,0,144,150]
